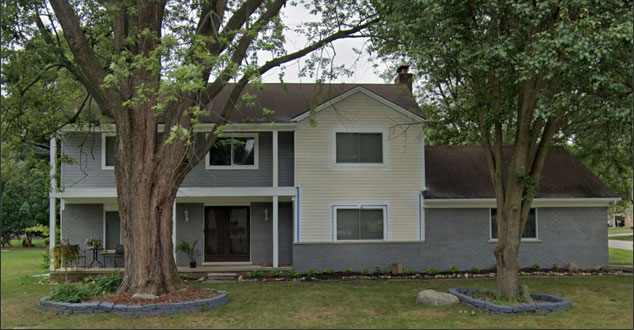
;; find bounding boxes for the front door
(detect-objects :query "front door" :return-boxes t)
[204,206,250,262]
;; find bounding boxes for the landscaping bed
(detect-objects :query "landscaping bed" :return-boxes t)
[236,265,628,282]
[87,286,221,306]
[448,288,572,314]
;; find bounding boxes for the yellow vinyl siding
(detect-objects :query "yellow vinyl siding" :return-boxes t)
[295,91,424,242]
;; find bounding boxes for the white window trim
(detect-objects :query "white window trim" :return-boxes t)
[205,133,259,170]
[489,208,540,242]
[333,130,386,167]
[333,204,388,242]
[103,205,122,250]
[101,133,116,170]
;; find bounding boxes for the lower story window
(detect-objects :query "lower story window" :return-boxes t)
[490,208,538,240]
[336,207,385,240]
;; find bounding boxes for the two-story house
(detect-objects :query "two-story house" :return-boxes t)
[49,69,619,272]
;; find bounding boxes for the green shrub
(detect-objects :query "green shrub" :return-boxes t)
[426,268,438,276]
[470,267,480,274]
[532,264,541,270]
[403,267,412,275]
[449,266,460,274]
[323,268,335,275]
[361,269,373,276]
[552,264,559,270]
[288,270,300,278]
[93,271,123,294]
[271,270,283,277]
[49,283,94,303]
[344,268,353,274]
[248,270,263,278]
[383,269,391,275]
[306,269,318,277]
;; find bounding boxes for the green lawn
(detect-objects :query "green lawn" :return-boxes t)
[611,235,633,241]
[609,227,633,235]
[2,248,633,329]
[6,238,46,248]
[609,248,634,265]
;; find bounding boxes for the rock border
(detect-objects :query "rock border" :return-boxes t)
[39,290,228,316]
[448,288,571,314]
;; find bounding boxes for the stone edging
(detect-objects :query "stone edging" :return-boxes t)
[448,288,571,314]
[39,290,228,316]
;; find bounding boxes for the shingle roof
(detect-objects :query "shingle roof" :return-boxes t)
[201,83,422,123]
[424,146,619,199]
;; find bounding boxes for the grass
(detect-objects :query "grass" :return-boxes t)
[610,235,633,241]
[2,248,633,329]
[609,227,633,235]
[609,248,634,265]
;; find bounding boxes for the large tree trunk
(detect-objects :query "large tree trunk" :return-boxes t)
[493,203,523,300]
[113,117,187,295]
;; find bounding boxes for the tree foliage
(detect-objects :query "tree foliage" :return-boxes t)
[371,0,632,299]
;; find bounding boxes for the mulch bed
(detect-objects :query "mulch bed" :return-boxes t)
[87,286,221,306]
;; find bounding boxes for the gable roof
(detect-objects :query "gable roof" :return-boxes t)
[424,146,619,199]
[200,83,423,123]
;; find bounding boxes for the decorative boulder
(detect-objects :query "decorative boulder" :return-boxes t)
[132,293,158,300]
[416,289,459,306]
[567,262,579,273]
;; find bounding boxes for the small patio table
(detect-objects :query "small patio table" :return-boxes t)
[87,247,104,268]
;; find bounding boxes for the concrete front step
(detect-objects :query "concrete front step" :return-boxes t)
[205,273,238,281]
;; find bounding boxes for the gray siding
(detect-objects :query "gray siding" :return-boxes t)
[278,132,294,186]
[293,207,609,272]
[62,133,115,188]
[61,132,295,188]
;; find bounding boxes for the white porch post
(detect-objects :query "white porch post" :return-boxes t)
[273,195,279,268]
[272,130,279,268]
[172,201,177,260]
[49,137,57,271]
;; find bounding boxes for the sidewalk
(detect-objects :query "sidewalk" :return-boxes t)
[609,239,633,250]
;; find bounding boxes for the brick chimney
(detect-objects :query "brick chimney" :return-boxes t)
[394,65,413,91]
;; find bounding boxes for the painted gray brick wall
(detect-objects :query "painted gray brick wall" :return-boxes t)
[175,204,205,265]
[293,207,608,272]
[173,202,293,266]
[62,132,294,188]
[250,202,293,265]
[61,204,104,250]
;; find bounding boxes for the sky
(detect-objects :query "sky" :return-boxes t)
[259,4,391,84]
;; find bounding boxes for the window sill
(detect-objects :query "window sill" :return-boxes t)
[294,240,424,245]
[102,166,115,170]
[206,165,259,170]
[488,239,542,243]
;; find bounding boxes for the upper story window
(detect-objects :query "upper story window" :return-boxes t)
[206,134,258,170]
[490,208,538,241]
[335,206,385,240]
[102,133,116,170]
[336,132,383,163]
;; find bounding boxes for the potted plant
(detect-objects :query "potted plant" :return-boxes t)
[85,238,101,250]
[176,239,199,268]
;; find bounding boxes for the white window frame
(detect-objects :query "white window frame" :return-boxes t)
[205,133,259,170]
[333,130,386,167]
[489,208,540,242]
[103,205,122,251]
[333,204,388,242]
[101,133,116,170]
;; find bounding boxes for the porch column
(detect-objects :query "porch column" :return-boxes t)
[172,201,177,260]
[49,137,57,271]
[272,130,278,188]
[273,195,279,268]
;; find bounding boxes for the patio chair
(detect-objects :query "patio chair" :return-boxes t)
[70,244,87,268]
[104,244,125,268]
